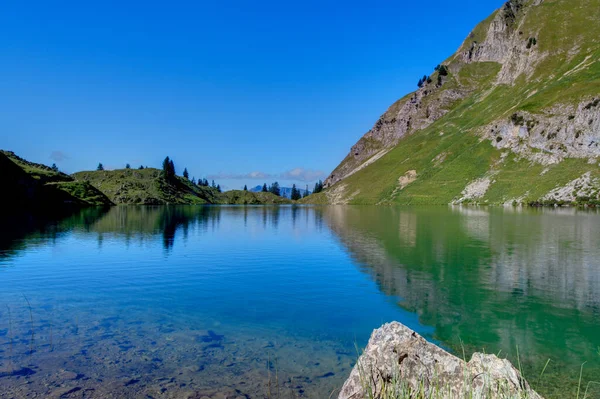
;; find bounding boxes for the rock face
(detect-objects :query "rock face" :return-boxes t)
[324,77,465,188]
[485,100,600,163]
[338,322,542,399]
[320,0,600,206]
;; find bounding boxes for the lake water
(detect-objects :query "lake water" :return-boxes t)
[0,205,599,398]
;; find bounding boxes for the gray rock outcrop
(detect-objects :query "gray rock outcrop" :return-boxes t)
[338,322,542,399]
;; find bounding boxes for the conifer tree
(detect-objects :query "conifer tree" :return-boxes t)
[244,185,248,191]
[97,163,104,171]
[162,157,171,179]
[139,165,144,170]
[126,163,131,169]
[217,184,221,193]
[183,168,189,180]
[269,182,281,196]
[291,184,301,200]
[313,180,324,194]
[51,163,59,172]
[162,157,176,182]
[262,183,268,192]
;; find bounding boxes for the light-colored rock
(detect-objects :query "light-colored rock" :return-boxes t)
[453,177,493,204]
[398,170,417,190]
[339,322,542,399]
[484,100,600,163]
[542,172,599,202]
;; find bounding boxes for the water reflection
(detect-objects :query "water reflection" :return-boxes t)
[0,207,109,261]
[322,206,600,396]
[1,205,598,398]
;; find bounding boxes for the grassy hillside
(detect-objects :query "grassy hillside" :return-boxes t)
[1,150,113,207]
[218,190,293,204]
[73,169,294,205]
[317,0,600,206]
[73,168,221,205]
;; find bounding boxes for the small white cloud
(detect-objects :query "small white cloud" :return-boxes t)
[280,168,326,182]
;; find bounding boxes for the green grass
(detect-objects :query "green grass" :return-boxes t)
[73,168,218,205]
[355,347,600,399]
[1,150,113,207]
[73,168,295,205]
[218,190,293,204]
[313,0,600,206]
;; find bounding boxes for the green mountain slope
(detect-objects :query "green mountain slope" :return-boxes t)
[318,0,600,205]
[219,190,292,204]
[1,150,113,207]
[73,168,222,205]
[72,169,292,205]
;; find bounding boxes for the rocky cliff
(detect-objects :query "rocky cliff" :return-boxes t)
[321,0,600,205]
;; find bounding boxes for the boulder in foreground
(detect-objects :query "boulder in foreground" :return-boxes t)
[339,322,542,399]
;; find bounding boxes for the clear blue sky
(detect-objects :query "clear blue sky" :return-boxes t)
[0,0,502,190]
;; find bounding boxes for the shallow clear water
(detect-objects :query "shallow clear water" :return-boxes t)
[0,205,599,398]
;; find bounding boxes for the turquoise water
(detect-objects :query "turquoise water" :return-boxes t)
[0,205,599,398]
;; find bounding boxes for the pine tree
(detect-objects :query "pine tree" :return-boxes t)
[313,180,324,194]
[244,185,248,191]
[438,65,449,76]
[262,183,268,192]
[183,168,189,180]
[217,184,221,193]
[192,177,196,185]
[126,163,131,169]
[51,163,59,172]
[291,184,301,200]
[162,157,176,182]
[162,157,171,179]
[139,165,144,170]
[269,182,281,196]
[97,163,104,171]
[212,180,216,188]
[418,78,423,88]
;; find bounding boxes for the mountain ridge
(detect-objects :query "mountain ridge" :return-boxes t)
[1,150,293,206]
[318,0,600,205]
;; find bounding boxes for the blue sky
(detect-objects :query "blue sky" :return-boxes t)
[0,0,503,190]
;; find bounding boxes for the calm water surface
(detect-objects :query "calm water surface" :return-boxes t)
[0,206,599,398]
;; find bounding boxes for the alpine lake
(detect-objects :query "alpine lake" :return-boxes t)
[0,205,599,398]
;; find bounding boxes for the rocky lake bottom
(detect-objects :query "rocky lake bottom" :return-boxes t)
[1,205,599,398]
